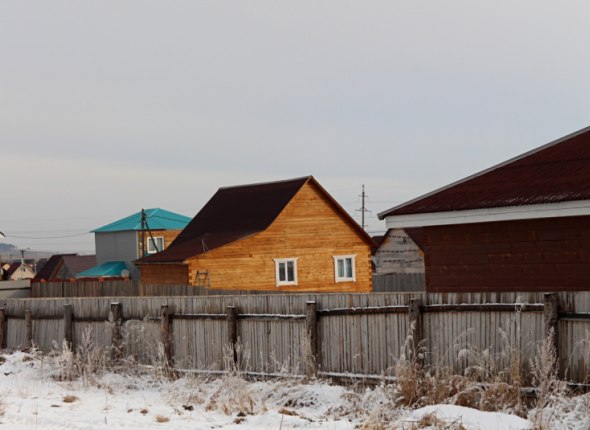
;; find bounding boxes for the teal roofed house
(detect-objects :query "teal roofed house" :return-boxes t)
[77,208,191,279]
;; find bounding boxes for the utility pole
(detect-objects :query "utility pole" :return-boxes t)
[356,185,371,230]
[141,208,146,257]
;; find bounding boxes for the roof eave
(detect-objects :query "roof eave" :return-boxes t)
[383,199,590,228]
[378,124,590,219]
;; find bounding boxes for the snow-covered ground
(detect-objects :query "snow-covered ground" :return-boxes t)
[0,350,587,429]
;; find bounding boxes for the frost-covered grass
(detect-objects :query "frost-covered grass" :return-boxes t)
[0,348,588,429]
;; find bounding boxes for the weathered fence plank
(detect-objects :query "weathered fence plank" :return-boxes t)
[1,292,589,384]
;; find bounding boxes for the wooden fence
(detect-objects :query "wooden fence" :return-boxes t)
[32,276,427,298]
[31,281,297,298]
[372,273,426,292]
[2,291,589,384]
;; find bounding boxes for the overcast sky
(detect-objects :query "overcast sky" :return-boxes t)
[2,1,590,254]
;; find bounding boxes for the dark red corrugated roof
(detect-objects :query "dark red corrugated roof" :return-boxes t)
[379,126,590,217]
[139,176,374,263]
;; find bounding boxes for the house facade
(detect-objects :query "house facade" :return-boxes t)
[2,262,35,281]
[139,176,374,292]
[379,126,590,292]
[77,208,191,279]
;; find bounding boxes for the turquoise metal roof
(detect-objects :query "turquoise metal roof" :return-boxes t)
[92,208,191,233]
[76,261,129,278]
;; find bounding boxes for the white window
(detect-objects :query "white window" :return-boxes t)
[274,258,298,286]
[147,236,164,254]
[333,255,356,283]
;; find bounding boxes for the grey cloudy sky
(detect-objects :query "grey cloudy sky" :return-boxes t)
[2,1,590,253]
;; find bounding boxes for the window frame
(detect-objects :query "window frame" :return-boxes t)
[146,236,165,254]
[273,257,298,287]
[333,254,356,283]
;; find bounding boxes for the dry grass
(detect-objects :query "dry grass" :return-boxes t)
[529,328,567,429]
[390,311,530,418]
[54,327,107,386]
[206,343,255,415]
[62,395,79,403]
[155,415,169,423]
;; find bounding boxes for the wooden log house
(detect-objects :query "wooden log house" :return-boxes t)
[138,176,374,292]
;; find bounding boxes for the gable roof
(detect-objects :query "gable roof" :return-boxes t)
[140,176,374,263]
[92,208,191,233]
[33,254,97,281]
[379,125,590,219]
[33,253,75,281]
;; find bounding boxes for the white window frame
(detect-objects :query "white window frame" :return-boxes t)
[274,258,298,287]
[147,236,165,254]
[333,255,356,283]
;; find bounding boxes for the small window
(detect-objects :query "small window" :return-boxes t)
[333,255,356,282]
[274,258,298,286]
[147,236,164,254]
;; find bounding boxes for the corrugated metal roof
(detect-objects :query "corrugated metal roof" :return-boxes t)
[379,125,590,218]
[92,208,191,233]
[139,177,310,263]
[139,176,374,264]
[76,261,129,278]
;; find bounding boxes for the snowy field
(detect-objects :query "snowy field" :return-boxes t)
[0,350,587,429]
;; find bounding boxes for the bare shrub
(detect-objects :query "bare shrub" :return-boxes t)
[529,328,567,428]
[54,327,107,386]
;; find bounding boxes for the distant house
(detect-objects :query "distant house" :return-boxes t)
[77,208,191,279]
[33,254,97,282]
[2,262,34,281]
[378,126,590,292]
[138,176,374,292]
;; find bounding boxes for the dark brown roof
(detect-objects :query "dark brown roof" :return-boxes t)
[140,176,374,263]
[32,254,95,281]
[379,126,590,218]
[33,254,75,282]
[60,255,96,278]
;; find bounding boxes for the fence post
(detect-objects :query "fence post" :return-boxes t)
[64,304,73,349]
[305,301,318,376]
[160,305,172,364]
[408,299,423,363]
[110,302,122,361]
[543,292,559,370]
[0,308,6,349]
[25,310,33,348]
[226,306,238,367]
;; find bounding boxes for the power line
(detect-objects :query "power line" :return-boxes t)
[5,232,91,240]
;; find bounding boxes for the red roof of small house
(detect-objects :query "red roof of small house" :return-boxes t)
[379,126,590,218]
[139,176,374,263]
